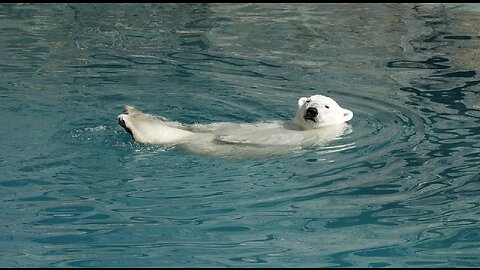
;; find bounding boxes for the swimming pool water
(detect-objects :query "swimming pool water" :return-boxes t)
[1,3,480,267]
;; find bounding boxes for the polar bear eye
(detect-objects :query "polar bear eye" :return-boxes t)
[325,105,330,109]
[306,99,311,103]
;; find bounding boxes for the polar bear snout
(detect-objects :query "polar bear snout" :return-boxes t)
[304,107,318,121]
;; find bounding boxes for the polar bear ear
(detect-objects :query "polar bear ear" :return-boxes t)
[343,109,353,122]
[298,97,308,107]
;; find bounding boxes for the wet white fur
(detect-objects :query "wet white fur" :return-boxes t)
[118,95,353,158]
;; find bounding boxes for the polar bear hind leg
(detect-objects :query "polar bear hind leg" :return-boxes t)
[118,106,195,145]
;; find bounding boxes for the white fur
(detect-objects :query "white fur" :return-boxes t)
[294,95,353,129]
[117,95,353,158]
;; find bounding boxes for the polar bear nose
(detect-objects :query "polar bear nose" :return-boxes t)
[306,107,318,118]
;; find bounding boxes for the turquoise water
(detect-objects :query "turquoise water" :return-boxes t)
[1,3,480,267]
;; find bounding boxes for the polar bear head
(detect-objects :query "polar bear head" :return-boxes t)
[293,94,353,129]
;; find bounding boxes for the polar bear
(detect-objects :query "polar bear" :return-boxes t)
[117,95,353,158]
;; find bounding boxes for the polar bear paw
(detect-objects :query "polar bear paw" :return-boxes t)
[118,108,134,137]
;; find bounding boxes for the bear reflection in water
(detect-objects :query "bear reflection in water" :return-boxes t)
[118,95,353,158]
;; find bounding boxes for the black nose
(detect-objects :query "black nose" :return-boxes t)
[306,107,318,118]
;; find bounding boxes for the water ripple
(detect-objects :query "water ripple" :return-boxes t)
[2,3,480,268]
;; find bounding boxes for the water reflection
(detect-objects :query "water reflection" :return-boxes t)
[1,3,480,268]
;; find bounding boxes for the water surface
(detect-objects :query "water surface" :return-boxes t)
[1,3,480,267]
